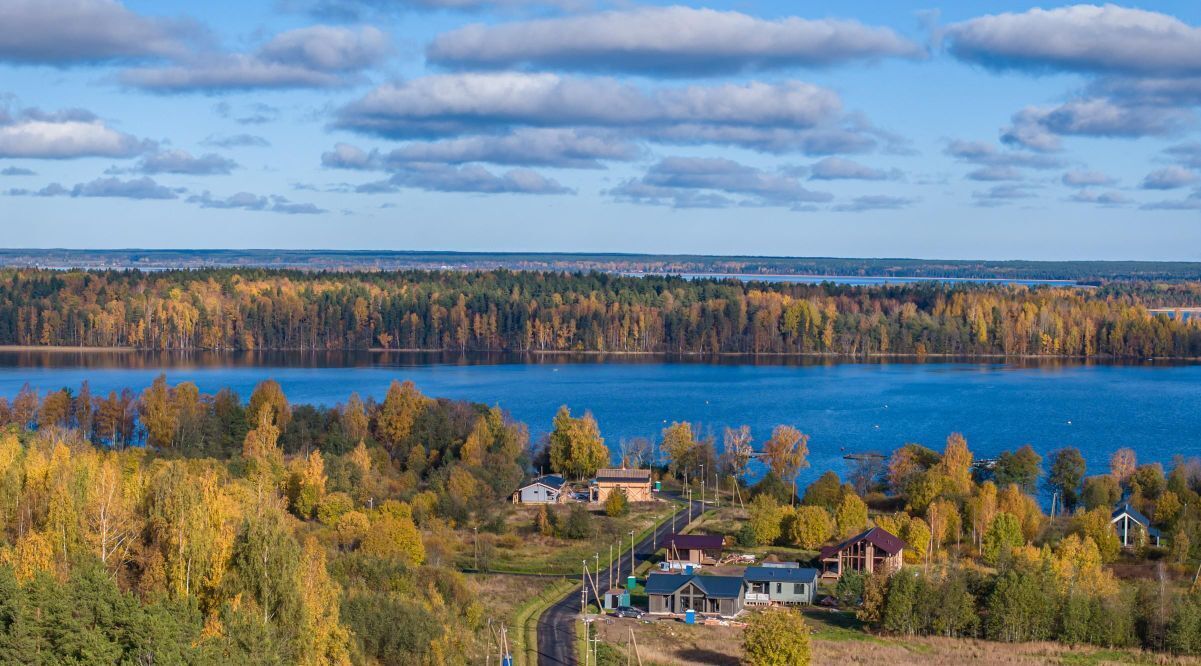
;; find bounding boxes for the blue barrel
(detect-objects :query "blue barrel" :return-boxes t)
[685,609,696,625]
[685,565,693,575]
[502,657,513,666]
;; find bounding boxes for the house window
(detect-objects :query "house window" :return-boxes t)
[775,583,782,594]
[795,583,805,595]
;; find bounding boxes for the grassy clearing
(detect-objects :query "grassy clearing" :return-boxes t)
[453,501,676,575]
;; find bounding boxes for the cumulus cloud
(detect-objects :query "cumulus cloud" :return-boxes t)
[808,156,896,180]
[967,166,1024,182]
[334,72,881,154]
[9,176,178,199]
[833,194,916,212]
[358,164,572,195]
[427,7,924,75]
[324,129,639,171]
[0,107,153,159]
[291,0,578,19]
[188,191,327,214]
[944,140,1062,170]
[122,25,389,93]
[1165,143,1201,169]
[1140,189,1201,210]
[338,73,841,136]
[202,134,270,148]
[971,183,1040,207]
[119,148,237,175]
[0,166,35,176]
[1001,99,1193,151]
[608,156,831,209]
[0,0,193,65]
[1062,169,1116,187]
[1141,165,1199,190]
[1068,190,1129,206]
[945,5,1201,76]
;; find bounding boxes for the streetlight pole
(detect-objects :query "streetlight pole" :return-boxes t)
[700,464,705,508]
[473,526,479,571]
[629,530,635,578]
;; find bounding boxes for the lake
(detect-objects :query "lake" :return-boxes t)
[623,272,1082,287]
[1,350,1197,489]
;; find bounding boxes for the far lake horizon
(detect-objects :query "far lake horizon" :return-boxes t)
[1,350,1197,493]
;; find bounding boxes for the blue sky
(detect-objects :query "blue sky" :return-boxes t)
[1,0,1199,260]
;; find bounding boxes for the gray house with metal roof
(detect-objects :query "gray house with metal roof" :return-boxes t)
[512,475,566,504]
[743,566,818,606]
[1111,504,1163,548]
[645,573,746,618]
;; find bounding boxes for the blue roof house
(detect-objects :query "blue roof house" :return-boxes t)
[1111,504,1163,548]
[743,566,819,606]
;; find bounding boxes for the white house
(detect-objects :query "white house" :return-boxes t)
[512,475,567,504]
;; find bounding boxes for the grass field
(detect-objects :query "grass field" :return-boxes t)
[592,608,1201,666]
[451,501,676,575]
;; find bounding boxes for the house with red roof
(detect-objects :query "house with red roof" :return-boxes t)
[818,527,905,580]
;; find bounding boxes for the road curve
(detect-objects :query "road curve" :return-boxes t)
[536,498,703,666]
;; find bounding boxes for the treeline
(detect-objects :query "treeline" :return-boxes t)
[2,268,1200,357]
[0,378,531,664]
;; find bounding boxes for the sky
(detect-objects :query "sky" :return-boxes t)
[0,0,1199,260]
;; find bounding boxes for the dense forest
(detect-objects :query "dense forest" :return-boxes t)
[0,377,529,664]
[1,268,1200,358]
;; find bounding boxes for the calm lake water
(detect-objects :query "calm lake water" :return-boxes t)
[0,351,1197,488]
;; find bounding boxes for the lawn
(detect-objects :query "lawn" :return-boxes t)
[592,609,1201,665]
[452,501,678,575]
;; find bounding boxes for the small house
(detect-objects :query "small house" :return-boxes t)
[512,475,567,504]
[819,527,905,580]
[663,534,724,566]
[645,573,745,618]
[743,566,818,606]
[1111,504,1163,548]
[593,468,653,503]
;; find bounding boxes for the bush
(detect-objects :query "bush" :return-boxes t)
[743,608,811,666]
[562,504,593,540]
[604,488,629,517]
[317,492,354,525]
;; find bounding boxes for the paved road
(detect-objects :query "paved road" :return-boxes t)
[536,498,704,666]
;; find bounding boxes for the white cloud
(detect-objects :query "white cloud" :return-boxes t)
[0,0,192,65]
[428,7,923,75]
[0,109,151,159]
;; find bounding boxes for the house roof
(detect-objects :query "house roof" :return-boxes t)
[819,527,906,559]
[520,475,565,491]
[760,561,799,568]
[594,468,652,483]
[644,573,744,599]
[665,534,725,551]
[744,567,818,584]
[1111,503,1150,527]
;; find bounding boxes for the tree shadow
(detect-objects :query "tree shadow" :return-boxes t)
[674,648,740,665]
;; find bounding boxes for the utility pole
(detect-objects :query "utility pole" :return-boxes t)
[581,560,588,614]
[700,464,705,508]
[629,530,635,577]
[473,526,479,571]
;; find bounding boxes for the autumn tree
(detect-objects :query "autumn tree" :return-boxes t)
[785,506,834,549]
[659,421,697,481]
[835,493,869,538]
[719,425,753,484]
[1111,448,1137,486]
[295,537,352,666]
[1082,475,1122,511]
[140,374,180,448]
[340,393,369,442]
[761,425,809,503]
[937,433,974,497]
[982,513,1024,566]
[375,380,427,459]
[748,494,783,546]
[743,608,811,666]
[604,488,629,517]
[993,445,1042,494]
[1048,448,1087,511]
[547,406,609,480]
[248,379,291,432]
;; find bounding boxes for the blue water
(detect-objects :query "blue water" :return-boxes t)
[1,352,1197,487]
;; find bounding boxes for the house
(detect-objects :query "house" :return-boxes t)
[818,527,905,580]
[663,534,724,566]
[1111,504,1163,548]
[512,475,567,504]
[593,468,653,503]
[743,566,818,606]
[645,573,745,618]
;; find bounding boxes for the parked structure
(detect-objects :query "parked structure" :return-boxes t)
[743,566,818,606]
[1111,504,1163,548]
[818,527,905,580]
[663,534,724,566]
[645,573,746,618]
[511,475,567,504]
[593,468,653,503]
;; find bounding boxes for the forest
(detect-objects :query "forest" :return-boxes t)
[1,268,1200,358]
[0,377,529,664]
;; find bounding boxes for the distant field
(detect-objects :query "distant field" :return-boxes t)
[594,611,1201,665]
[3,248,1201,281]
